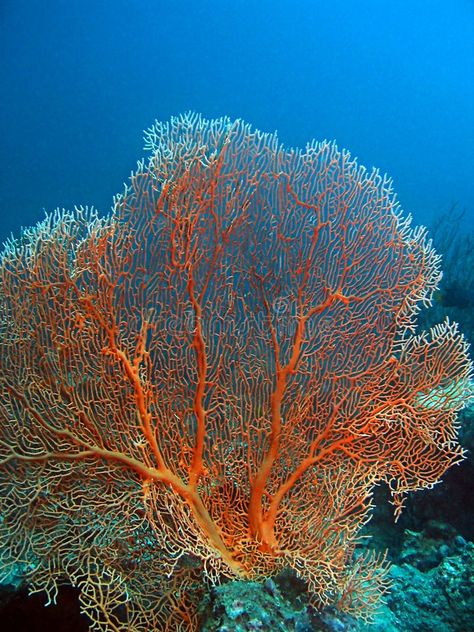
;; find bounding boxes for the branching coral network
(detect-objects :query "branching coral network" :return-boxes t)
[0,113,472,630]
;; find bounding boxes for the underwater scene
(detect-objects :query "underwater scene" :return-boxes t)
[0,2,473,631]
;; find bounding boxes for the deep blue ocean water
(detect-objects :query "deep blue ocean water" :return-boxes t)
[1,3,474,631]
[1,0,473,242]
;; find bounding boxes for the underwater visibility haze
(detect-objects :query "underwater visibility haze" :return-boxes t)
[0,2,473,631]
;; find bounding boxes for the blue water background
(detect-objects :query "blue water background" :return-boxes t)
[1,0,473,243]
